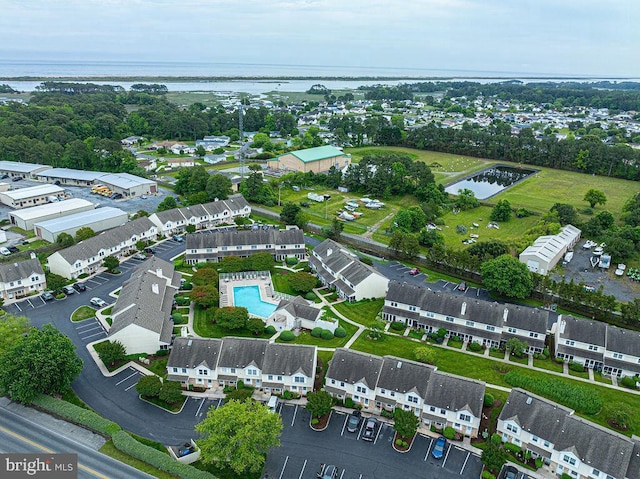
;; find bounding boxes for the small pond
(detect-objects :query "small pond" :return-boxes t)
[444,165,537,199]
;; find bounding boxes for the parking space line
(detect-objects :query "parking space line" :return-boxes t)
[297,459,306,479]
[339,469,345,479]
[291,404,298,427]
[77,322,100,330]
[442,443,452,468]
[124,381,138,391]
[278,456,288,479]
[424,437,433,460]
[460,451,470,475]
[373,422,383,444]
[80,331,106,340]
[13,302,22,312]
[26,299,35,308]
[340,413,348,436]
[116,372,138,385]
[442,281,450,288]
[195,398,206,416]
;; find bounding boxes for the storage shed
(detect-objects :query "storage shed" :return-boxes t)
[34,207,128,242]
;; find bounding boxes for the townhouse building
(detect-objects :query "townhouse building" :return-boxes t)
[554,315,606,370]
[382,281,548,353]
[0,258,46,301]
[184,227,305,264]
[498,389,640,479]
[166,337,316,396]
[47,217,158,279]
[148,194,251,235]
[309,239,389,302]
[324,348,484,437]
[603,326,640,378]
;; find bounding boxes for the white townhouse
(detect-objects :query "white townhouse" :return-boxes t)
[498,389,640,479]
[383,281,548,353]
[324,348,382,408]
[603,326,640,378]
[148,194,251,236]
[0,258,46,301]
[184,227,305,265]
[374,356,435,416]
[553,315,606,370]
[166,337,316,396]
[309,239,389,302]
[268,296,337,333]
[47,217,158,279]
[108,257,181,354]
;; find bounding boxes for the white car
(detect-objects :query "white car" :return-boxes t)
[0,247,10,256]
[90,297,108,308]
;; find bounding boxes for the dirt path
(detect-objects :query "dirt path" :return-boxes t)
[362,211,395,239]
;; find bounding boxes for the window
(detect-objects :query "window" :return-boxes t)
[459,413,471,422]
[532,436,538,443]
[294,376,305,383]
[391,302,398,307]
[390,391,395,397]
[592,469,600,477]
[221,246,227,251]
[543,440,550,447]
[506,423,518,434]
[508,327,517,333]
[380,388,386,394]
[613,353,623,359]
[563,455,576,466]
[181,368,187,373]
[198,369,208,376]
[32,276,38,282]
[565,340,575,346]
[588,345,598,351]
[486,325,495,331]
[529,332,538,338]
[429,406,436,412]
[407,396,418,404]
[340,382,345,387]
[356,385,367,393]
[426,312,435,318]
[251,245,257,249]
[409,306,417,312]
[247,369,257,376]
[445,317,454,323]
[440,409,446,415]
[277,375,283,381]
[466,320,474,327]
[230,368,236,374]
[172,367,178,373]
[236,246,242,250]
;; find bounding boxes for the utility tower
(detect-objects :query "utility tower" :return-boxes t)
[238,101,245,179]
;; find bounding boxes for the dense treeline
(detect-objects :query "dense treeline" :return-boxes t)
[404,121,640,180]
[0,84,17,93]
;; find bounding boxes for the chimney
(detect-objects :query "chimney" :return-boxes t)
[461,302,467,316]
[156,268,163,278]
[30,252,36,260]
[152,283,159,294]
[503,308,509,321]
[327,248,332,256]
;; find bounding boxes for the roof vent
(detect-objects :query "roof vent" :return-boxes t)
[152,283,159,294]
[397,361,402,369]
[156,268,163,277]
[503,308,509,321]
[461,302,467,316]
[30,252,36,259]
[526,397,533,405]
[187,339,193,346]
[327,248,333,256]
[13,263,18,267]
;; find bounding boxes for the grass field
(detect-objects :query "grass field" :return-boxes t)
[192,306,275,339]
[333,299,384,327]
[71,306,96,322]
[350,332,640,436]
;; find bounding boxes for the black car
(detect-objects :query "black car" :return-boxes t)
[144,247,156,254]
[73,282,87,292]
[12,176,23,182]
[346,410,362,433]
[0,174,8,179]
[361,417,378,442]
[503,465,518,479]
[7,246,19,253]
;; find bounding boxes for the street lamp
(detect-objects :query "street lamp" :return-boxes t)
[324,194,332,219]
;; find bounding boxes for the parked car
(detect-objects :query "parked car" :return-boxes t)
[267,396,279,413]
[503,465,518,479]
[409,267,420,275]
[132,252,147,260]
[144,247,156,254]
[73,282,87,292]
[299,201,310,207]
[316,463,339,479]
[0,247,10,256]
[346,410,362,433]
[457,281,467,292]
[7,246,19,253]
[173,235,184,242]
[361,417,378,442]
[12,176,23,182]
[0,174,8,179]
[62,285,75,295]
[41,291,55,301]
[90,297,108,308]
[432,436,447,459]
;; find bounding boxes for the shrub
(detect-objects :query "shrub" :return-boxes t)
[468,342,483,352]
[504,442,522,454]
[32,395,121,435]
[542,347,550,359]
[280,330,295,341]
[482,471,496,479]
[171,312,186,324]
[344,397,355,409]
[443,427,456,439]
[390,321,406,331]
[504,370,602,414]
[334,327,347,338]
[264,325,277,335]
[360,256,373,266]
[395,438,403,446]
[490,433,502,445]
[484,393,495,407]
[320,329,334,340]
[181,281,193,290]
[535,457,543,469]
[112,431,214,479]
[311,327,323,338]
[620,376,638,390]
[155,349,169,356]
[305,292,317,301]
[449,334,462,342]
[175,296,190,306]
[568,361,585,372]
[311,418,319,425]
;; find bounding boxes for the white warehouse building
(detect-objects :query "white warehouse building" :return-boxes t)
[519,224,581,275]
[0,184,67,209]
[8,198,96,231]
[33,207,128,243]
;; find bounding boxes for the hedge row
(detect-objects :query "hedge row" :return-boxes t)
[504,371,602,415]
[32,395,121,435]
[112,430,216,479]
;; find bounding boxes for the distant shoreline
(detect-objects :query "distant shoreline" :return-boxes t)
[0,75,628,83]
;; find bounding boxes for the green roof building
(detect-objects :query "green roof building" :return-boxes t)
[268,146,351,173]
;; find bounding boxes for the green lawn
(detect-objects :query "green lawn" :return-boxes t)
[71,306,96,322]
[350,332,640,436]
[276,319,357,348]
[532,358,564,373]
[271,270,298,296]
[333,299,383,327]
[192,306,275,339]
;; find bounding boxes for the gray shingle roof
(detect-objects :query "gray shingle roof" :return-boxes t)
[218,337,268,369]
[0,258,44,283]
[499,389,573,443]
[424,371,485,417]
[558,315,607,346]
[274,298,322,322]
[262,343,316,377]
[554,415,634,479]
[377,356,435,397]
[185,228,303,249]
[606,325,640,355]
[168,337,222,370]
[312,238,384,287]
[627,439,640,479]
[326,348,382,390]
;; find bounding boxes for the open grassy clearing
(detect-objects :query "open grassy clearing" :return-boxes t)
[350,332,640,436]
[192,306,275,339]
[333,299,384,327]
[265,89,367,103]
[165,91,225,106]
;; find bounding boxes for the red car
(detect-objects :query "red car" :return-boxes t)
[409,268,420,275]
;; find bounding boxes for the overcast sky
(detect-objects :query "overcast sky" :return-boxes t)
[0,0,638,77]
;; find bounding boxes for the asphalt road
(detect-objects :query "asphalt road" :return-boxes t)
[0,398,155,479]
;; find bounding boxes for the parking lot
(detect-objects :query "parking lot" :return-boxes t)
[263,406,483,479]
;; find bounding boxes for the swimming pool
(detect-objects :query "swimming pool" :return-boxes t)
[233,285,277,318]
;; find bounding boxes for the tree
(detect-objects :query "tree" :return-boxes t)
[620,298,640,325]
[305,389,334,418]
[550,203,579,225]
[388,231,420,258]
[196,398,282,474]
[247,252,275,271]
[481,442,507,474]
[584,189,607,209]
[323,217,344,240]
[504,337,529,358]
[467,240,509,261]
[75,226,96,242]
[247,317,266,335]
[192,267,219,287]
[159,380,184,405]
[481,255,533,299]
[205,174,232,201]
[0,324,83,404]
[56,232,75,248]
[136,375,162,398]
[215,307,249,330]
[414,346,437,365]
[287,272,318,294]
[191,285,219,309]
[455,189,479,210]
[96,340,126,367]
[220,256,245,273]
[103,255,120,272]
[393,408,419,440]
[280,202,301,225]
[490,200,512,222]
[0,314,30,352]
[185,224,196,233]
[157,196,177,212]
[45,272,67,294]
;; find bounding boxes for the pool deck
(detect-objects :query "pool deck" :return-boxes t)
[219,271,280,309]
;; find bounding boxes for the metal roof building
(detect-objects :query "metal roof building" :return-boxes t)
[8,198,96,230]
[519,224,581,275]
[0,184,66,209]
[0,160,49,178]
[34,206,128,242]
